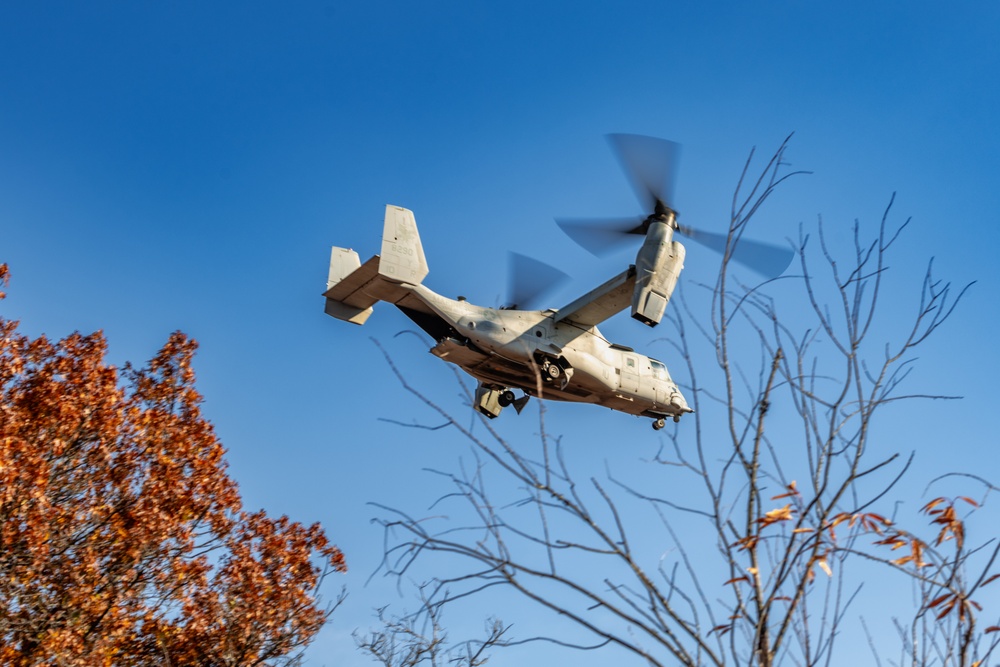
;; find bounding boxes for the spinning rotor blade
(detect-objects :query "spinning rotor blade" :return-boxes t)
[556,134,682,257]
[557,216,794,278]
[607,133,682,212]
[506,252,571,310]
[677,224,794,280]
[554,216,645,257]
[556,133,793,278]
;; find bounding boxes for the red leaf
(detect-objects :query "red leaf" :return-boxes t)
[922,497,947,513]
[927,593,951,608]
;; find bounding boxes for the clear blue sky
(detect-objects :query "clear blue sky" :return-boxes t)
[2,3,998,665]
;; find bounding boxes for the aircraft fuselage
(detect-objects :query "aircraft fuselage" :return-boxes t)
[413,286,691,420]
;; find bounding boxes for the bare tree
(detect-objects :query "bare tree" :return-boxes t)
[364,138,994,666]
[355,585,508,667]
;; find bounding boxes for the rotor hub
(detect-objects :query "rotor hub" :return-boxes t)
[637,201,677,234]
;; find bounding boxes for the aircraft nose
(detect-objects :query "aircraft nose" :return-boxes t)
[669,389,692,413]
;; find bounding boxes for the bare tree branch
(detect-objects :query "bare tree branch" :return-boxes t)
[360,139,991,667]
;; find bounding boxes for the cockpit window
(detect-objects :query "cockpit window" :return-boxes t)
[650,359,667,379]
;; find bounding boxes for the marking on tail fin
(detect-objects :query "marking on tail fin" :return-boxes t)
[379,205,428,285]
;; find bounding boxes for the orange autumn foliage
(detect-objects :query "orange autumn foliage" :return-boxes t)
[0,264,345,666]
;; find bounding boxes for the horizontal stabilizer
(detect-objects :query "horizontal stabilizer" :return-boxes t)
[323,248,387,325]
[324,248,381,301]
[323,206,431,326]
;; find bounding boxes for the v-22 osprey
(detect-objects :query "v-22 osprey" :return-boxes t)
[321,135,792,430]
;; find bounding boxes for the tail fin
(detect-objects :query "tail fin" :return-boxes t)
[323,205,428,325]
[323,248,377,324]
[379,205,428,285]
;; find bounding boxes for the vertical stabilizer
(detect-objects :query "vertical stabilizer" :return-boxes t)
[379,205,429,285]
[323,247,376,325]
[327,247,362,291]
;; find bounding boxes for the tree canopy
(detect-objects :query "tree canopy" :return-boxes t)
[0,263,345,666]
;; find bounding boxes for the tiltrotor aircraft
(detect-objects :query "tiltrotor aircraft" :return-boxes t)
[323,135,792,429]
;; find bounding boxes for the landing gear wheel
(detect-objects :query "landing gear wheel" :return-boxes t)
[498,390,515,407]
[546,363,561,380]
[652,418,666,431]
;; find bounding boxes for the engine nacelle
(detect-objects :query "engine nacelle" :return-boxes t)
[631,220,686,327]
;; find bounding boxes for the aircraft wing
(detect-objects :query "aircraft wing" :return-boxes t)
[555,265,636,329]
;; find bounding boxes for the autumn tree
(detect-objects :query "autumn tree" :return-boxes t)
[362,138,998,666]
[0,263,345,666]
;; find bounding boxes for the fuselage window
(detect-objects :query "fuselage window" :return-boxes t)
[650,359,667,379]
